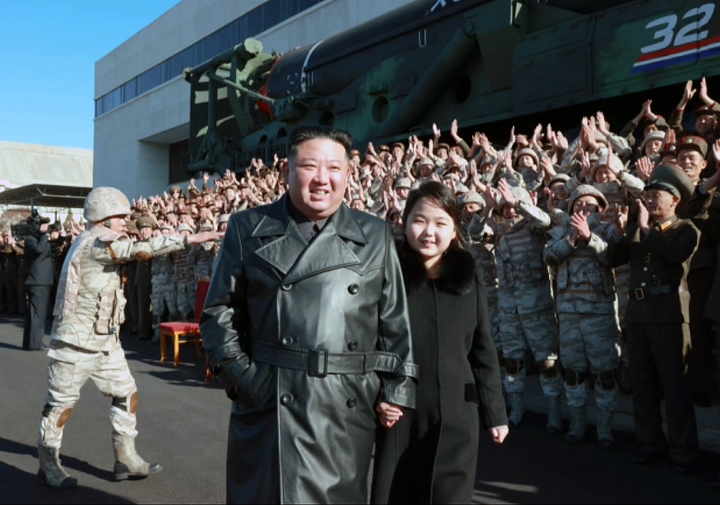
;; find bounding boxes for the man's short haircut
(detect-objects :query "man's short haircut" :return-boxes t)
[288,124,353,161]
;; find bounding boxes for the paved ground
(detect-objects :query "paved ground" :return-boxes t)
[1,316,719,504]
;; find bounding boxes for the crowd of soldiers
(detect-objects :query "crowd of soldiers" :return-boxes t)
[1,78,719,475]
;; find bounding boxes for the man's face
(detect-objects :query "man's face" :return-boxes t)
[660,154,677,164]
[644,139,663,156]
[594,165,617,184]
[284,138,350,221]
[644,124,658,137]
[225,189,236,201]
[161,227,173,236]
[462,202,481,224]
[644,188,679,221]
[517,154,535,169]
[437,148,448,160]
[139,227,153,240]
[396,187,410,200]
[350,199,365,211]
[49,231,60,241]
[108,216,128,233]
[572,195,600,217]
[696,115,716,134]
[502,204,518,220]
[676,149,707,183]
[392,146,404,159]
[418,164,433,177]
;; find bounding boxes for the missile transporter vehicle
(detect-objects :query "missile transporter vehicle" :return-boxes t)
[185,0,720,173]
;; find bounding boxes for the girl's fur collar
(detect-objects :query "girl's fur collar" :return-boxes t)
[399,243,475,295]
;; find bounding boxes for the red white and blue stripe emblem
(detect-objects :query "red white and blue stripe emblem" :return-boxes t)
[632,34,720,73]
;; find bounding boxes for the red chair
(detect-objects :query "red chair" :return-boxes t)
[159,279,210,367]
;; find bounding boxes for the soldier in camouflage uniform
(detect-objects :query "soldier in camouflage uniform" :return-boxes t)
[187,221,217,283]
[173,223,196,320]
[545,185,621,449]
[151,224,180,340]
[488,177,562,433]
[36,187,219,488]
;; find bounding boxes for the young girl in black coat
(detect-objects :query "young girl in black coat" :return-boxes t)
[372,181,508,504]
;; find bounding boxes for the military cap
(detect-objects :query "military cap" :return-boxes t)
[659,142,677,158]
[417,157,435,168]
[169,185,183,193]
[378,144,390,153]
[640,115,669,131]
[160,223,175,232]
[645,164,694,201]
[136,217,156,230]
[639,130,666,153]
[514,148,539,167]
[218,214,231,224]
[177,223,195,234]
[677,136,708,157]
[125,220,137,233]
[350,149,361,158]
[454,181,469,194]
[479,154,497,167]
[391,142,405,152]
[498,184,533,209]
[460,191,485,208]
[569,184,608,212]
[594,152,625,174]
[199,221,214,232]
[436,143,451,153]
[548,173,571,187]
[395,177,412,190]
[696,105,717,118]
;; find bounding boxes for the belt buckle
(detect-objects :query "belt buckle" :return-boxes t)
[634,288,645,300]
[308,349,328,378]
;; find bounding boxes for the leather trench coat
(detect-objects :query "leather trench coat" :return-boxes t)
[201,196,417,504]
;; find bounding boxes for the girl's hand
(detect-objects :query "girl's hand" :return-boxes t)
[376,402,404,429]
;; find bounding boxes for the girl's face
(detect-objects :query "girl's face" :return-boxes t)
[405,198,457,267]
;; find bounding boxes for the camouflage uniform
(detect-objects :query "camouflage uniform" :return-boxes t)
[187,242,216,282]
[38,212,187,487]
[173,248,195,320]
[489,197,562,428]
[545,202,621,447]
[151,253,179,327]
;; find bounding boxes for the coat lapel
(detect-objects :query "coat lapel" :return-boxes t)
[252,197,308,276]
[283,204,367,285]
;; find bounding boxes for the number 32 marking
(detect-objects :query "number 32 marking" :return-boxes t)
[641,3,715,54]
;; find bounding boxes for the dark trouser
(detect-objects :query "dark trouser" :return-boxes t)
[23,285,50,350]
[125,276,138,333]
[686,268,714,394]
[626,323,698,464]
[0,269,7,313]
[136,284,152,339]
[17,272,27,316]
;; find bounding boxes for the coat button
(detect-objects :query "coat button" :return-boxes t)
[280,394,294,405]
[348,283,359,294]
[281,336,294,346]
[281,284,292,291]
[346,398,357,408]
[348,341,358,351]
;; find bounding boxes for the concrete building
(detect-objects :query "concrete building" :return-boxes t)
[94,0,412,199]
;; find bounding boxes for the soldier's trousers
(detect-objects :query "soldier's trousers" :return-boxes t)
[136,284,152,339]
[559,312,621,411]
[151,283,179,325]
[500,308,562,399]
[686,267,714,394]
[23,285,50,350]
[176,281,196,319]
[39,340,138,451]
[626,323,698,465]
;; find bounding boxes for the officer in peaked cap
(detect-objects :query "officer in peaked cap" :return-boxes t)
[608,163,700,474]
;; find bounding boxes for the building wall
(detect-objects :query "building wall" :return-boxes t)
[94,0,413,199]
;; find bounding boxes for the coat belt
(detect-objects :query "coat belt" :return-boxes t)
[251,341,402,378]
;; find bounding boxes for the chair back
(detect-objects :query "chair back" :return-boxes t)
[195,278,211,323]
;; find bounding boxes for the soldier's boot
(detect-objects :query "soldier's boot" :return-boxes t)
[504,358,525,426]
[151,326,161,344]
[111,392,162,480]
[507,393,525,427]
[596,410,615,450]
[564,406,586,445]
[113,436,163,480]
[38,405,77,488]
[546,397,563,436]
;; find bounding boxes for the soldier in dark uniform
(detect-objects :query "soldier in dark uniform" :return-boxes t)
[48,223,70,317]
[608,164,699,474]
[135,217,155,340]
[0,232,6,314]
[1,232,19,314]
[123,219,139,335]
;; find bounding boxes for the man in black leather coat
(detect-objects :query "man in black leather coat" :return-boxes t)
[23,218,53,350]
[201,125,417,504]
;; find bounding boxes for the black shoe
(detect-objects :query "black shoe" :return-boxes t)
[672,461,697,476]
[628,451,665,465]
